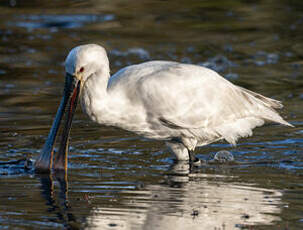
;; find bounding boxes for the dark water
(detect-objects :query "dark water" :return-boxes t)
[0,0,303,229]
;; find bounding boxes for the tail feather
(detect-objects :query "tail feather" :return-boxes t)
[238,86,284,109]
[238,86,293,127]
[214,86,293,145]
[260,108,294,127]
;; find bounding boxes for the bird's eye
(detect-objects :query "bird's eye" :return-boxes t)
[79,67,84,73]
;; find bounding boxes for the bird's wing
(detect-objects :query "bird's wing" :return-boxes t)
[130,61,291,144]
[136,62,243,127]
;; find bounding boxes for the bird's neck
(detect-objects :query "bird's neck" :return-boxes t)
[80,70,113,124]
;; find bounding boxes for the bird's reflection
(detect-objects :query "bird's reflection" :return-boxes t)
[37,172,78,229]
[87,161,283,230]
[34,161,284,230]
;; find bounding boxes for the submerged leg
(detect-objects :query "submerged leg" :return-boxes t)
[166,141,203,166]
[188,150,196,162]
[166,141,189,161]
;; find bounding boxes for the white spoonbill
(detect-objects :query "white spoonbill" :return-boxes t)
[35,44,293,172]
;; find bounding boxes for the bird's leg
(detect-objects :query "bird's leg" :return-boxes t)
[189,150,196,163]
[166,141,189,161]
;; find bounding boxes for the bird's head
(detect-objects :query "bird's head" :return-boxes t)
[65,44,109,85]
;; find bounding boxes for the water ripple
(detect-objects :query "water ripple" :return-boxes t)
[7,14,115,30]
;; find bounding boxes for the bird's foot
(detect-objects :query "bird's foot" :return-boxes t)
[188,150,206,168]
[191,157,204,166]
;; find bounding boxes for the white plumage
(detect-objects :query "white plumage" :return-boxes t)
[67,44,292,161]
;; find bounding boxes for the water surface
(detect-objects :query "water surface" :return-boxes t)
[0,0,302,229]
